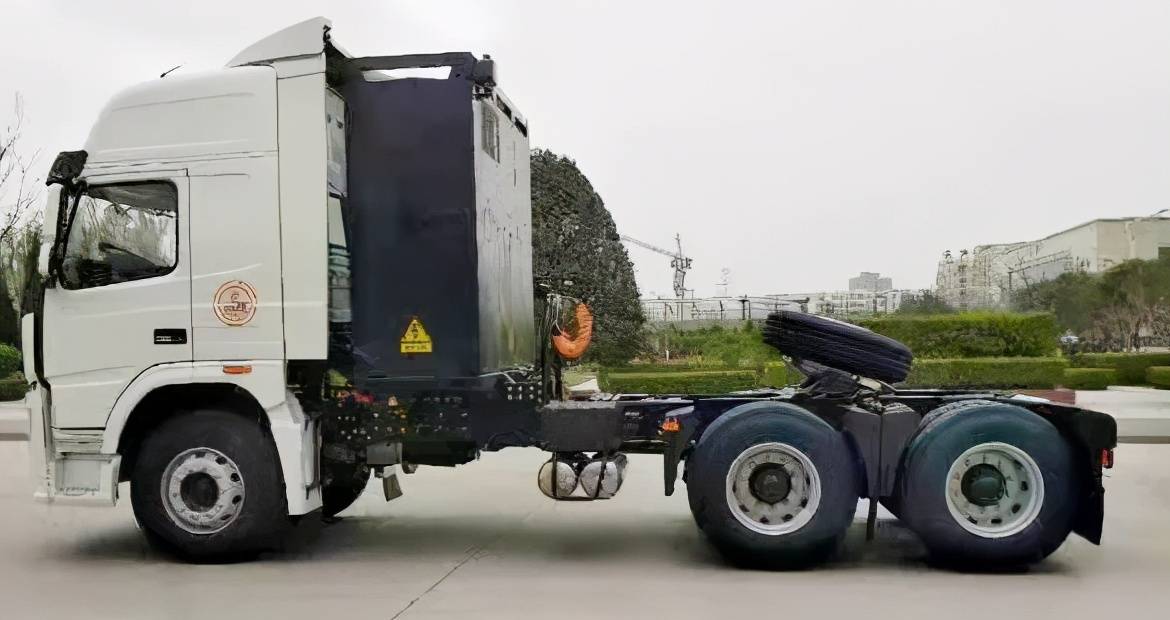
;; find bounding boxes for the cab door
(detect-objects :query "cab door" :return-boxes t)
[41,171,192,429]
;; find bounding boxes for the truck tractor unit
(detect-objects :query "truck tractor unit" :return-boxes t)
[25,18,1117,568]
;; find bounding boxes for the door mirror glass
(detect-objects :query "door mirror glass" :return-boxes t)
[59,182,178,290]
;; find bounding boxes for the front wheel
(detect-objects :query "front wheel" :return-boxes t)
[131,409,289,559]
[686,402,860,568]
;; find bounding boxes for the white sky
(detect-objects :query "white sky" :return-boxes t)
[2,1,1168,296]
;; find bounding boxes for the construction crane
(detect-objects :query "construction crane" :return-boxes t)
[620,233,693,298]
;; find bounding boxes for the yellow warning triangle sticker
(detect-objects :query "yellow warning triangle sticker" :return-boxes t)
[400,317,433,354]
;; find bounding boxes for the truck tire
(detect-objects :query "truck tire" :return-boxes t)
[885,399,997,519]
[897,402,1076,568]
[322,460,370,518]
[130,409,288,559]
[686,402,860,568]
[762,311,913,383]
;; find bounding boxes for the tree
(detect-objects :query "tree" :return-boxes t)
[0,94,40,346]
[0,94,39,245]
[531,150,645,365]
[3,217,42,316]
[895,290,954,315]
[1013,258,1170,351]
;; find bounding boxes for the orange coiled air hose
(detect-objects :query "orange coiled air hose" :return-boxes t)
[552,302,593,360]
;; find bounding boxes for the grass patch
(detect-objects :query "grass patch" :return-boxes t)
[601,369,759,394]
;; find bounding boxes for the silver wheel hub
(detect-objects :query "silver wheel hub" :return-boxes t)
[725,442,821,536]
[944,442,1044,538]
[161,447,246,535]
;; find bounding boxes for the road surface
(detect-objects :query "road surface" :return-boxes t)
[1,432,1168,619]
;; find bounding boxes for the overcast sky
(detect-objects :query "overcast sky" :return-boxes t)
[3,1,1168,296]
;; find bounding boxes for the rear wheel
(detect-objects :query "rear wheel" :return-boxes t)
[897,403,1076,568]
[686,402,860,568]
[131,409,288,560]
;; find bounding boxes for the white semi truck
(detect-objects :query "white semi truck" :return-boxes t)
[25,18,1117,568]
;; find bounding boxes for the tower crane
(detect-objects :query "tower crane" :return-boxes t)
[620,233,693,298]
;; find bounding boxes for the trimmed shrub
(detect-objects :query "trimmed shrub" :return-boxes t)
[1071,353,1170,385]
[760,362,805,388]
[0,375,27,402]
[858,312,1058,358]
[1062,368,1117,390]
[901,357,1067,389]
[0,344,21,376]
[1147,366,1170,388]
[602,369,759,394]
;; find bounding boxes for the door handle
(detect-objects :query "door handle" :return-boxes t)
[154,329,187,345]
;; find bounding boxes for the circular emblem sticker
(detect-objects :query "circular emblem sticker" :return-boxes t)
[213,281,258,326]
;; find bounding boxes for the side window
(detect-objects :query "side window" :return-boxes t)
[61,182,178,290]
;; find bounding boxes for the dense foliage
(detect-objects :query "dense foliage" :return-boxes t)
[1013,257,1170,351]
[0,343,20,375]
[531,150,645,365]
[900,357,1067,389]
[858,312,1059,358]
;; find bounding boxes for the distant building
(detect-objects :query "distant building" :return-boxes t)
[639,296,803,327]
[640,288,922,327]
[935,215,1170,310]
[848,272,893,293]
[803,289,918,318]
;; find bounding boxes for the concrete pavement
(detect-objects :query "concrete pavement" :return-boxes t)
[1077,387,1170,442]
[0,400,27,438]
[2,435,1169,619]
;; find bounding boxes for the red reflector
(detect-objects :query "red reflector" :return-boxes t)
[1101,449,1114,469]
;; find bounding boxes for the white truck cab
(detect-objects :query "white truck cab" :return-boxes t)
[26,17,531,554]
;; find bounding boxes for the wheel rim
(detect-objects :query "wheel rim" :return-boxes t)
[944,442,1044,539]
[161,447,246,535]
[725,442,821,536]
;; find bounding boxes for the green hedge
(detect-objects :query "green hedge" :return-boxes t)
[0,344,21,376]
[0,377,27,401]
[602,369,759,394]
[901,357,1067,389]
[1062,368,1116,390]
[1071,353,1170,385]
[859,313,1058,358]
[1148,366,1170,388]
[761,362,805,388]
